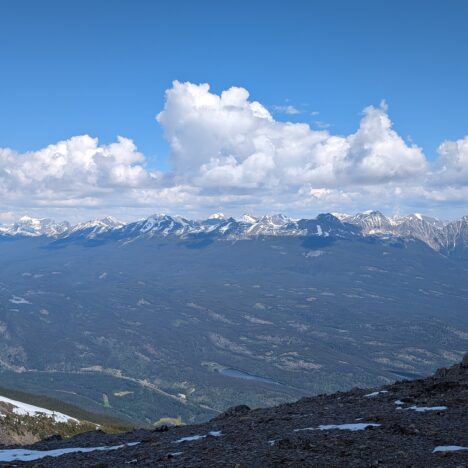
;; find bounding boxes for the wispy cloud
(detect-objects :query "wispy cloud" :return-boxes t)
[314,120,330,129]
[272,104,301,115]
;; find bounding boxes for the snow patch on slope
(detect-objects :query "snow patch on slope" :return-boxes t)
[0,443,140,462]
[0,395,78,423]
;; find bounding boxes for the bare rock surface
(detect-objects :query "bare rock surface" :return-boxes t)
[1,357,467,467]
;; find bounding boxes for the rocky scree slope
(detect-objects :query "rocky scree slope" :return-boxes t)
[1,356,466,467]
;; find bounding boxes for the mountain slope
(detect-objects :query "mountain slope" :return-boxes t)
[0,387,131,446]
[1,356,466,466]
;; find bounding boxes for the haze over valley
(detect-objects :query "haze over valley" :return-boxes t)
[1,210,467,425]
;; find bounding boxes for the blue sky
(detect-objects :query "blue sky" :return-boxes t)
[2,1,468,162]
[0,1,468,221]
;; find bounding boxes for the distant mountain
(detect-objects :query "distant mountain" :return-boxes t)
[340,210,468,255]
[70,216,125,234]
[344,210,397,235]
[445,216,468,254]
[1,216,70,238]
[1,211,467,255]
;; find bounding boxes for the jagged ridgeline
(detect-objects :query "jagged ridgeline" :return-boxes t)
[0,211,467,256]
[0,211,467,425]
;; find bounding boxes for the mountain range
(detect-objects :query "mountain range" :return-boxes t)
[0,209,467,426]
[1,211,467,256]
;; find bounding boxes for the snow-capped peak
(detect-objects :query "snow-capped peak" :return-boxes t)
[259,214,291,226]
[5,216,70,237]
[100,216,124,227]
[331,212,350,221]
[239,214,258,224]
[72,217,124,233]
[1,211,467,254]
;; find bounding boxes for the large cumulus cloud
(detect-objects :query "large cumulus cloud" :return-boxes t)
[157,82,427,190]
[0,135,155,195]
[1,80,467,221]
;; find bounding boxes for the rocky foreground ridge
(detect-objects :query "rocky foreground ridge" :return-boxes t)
[0,356,467,466]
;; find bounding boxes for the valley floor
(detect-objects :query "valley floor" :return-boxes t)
[0,356,467,466]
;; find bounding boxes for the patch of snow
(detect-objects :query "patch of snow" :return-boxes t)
[394,400,404,406]
[176,435,205,443]
[175,431,222,443]
[317,423,381,431]
[0,395,78,423]
[407,405,447,412]
[304,250,324,258]
[316,225,322,236]
[9,296,31,305]
[331,212,350,220]
[364,390,389,397]
[244,315,273,325]
[433,446,468,453]
[0,443,139,462]
[295,422,381,432]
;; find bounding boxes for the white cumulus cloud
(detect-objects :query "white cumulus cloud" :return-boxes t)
[157,82,427,190]
[436,136,468,186]
[0,80,467,221]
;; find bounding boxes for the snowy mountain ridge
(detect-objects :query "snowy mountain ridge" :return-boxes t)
[1,211,467,254]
